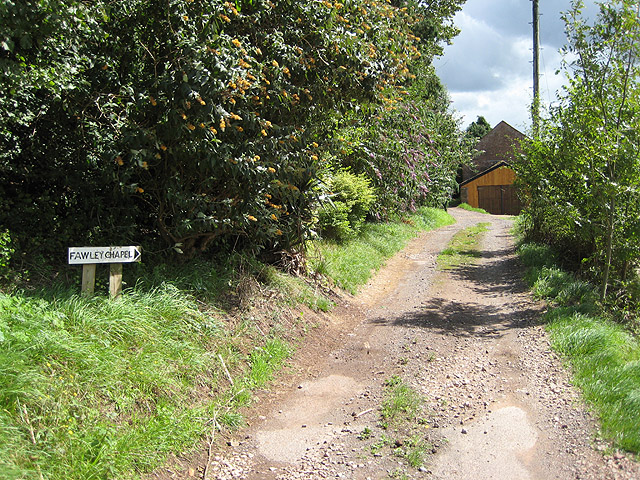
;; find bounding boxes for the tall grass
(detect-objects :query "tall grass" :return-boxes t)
[518,242,640,453]
[0,264,301,480]
[457,202,489,214]
[257,263,334,312]
[0,285,218,479]
[309,207,454,294]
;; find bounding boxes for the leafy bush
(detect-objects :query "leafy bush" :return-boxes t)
[328,62,475,218]
[317,201,353,243]
[0,0,466,267]
[317,170,376,241]
[0,230,13,279]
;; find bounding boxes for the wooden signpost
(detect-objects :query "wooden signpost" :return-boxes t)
[68,246,141,298]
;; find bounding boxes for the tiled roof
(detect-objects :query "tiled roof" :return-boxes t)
[462,121,526,181]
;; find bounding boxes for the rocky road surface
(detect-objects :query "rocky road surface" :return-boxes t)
[155,208,640,480]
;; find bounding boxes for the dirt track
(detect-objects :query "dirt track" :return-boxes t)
[162,208,640,479]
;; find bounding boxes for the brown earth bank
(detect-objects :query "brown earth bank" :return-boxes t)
[151,207,640,480]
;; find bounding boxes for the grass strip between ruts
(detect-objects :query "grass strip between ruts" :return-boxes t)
[437,222,489,270]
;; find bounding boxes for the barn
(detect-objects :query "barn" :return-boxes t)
[459,121,525,215]
[460,161,522,215]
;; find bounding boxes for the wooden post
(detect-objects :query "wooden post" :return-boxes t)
[532,0,540,134]
[81,264,96,296]
[110,263,123,299]
[69,246,140,298]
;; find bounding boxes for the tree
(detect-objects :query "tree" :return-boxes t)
[0,0,468,266]
[326,61,474,217]
[466,116,492,139]
[515,0,640,300]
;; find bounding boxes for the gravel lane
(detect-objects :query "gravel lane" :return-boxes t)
[153,208,640,480]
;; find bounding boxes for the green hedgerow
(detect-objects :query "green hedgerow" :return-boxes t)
[317,170,376,242]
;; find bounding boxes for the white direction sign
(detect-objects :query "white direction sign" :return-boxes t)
[68,246,141,265]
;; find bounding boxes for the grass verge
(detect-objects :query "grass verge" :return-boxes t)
[1,208,454,479]
[0,258,320,480]
[309,207,455,294]
[457,203,489,214]
[438,222,490,270]
[517,242,640,453]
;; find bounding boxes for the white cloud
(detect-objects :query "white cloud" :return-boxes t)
[450,77,535,132]
[436,12,525,92]
[434,0,600,130]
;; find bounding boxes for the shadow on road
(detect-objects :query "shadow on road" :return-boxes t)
[370,233,541,338]
[371,297,541,339]
[447,245,530,297]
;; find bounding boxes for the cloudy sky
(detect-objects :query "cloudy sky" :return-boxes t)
[434,0,601,132]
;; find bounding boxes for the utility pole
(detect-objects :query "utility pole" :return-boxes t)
[532,0,540,134]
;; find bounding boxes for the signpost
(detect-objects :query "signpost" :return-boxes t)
[68,246,141,298]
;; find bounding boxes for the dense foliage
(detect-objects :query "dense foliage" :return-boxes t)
[317,169,376,241]
[0,0,469,269]
[466,115,491,139]
[515,0,640,303]
[328,61,473,218]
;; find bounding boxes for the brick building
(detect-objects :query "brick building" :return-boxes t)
[462,120,525,181]
[459,121,525,215]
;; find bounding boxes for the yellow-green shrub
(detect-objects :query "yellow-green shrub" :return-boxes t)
[317,170,376,241]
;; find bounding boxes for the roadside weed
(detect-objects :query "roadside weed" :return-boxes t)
[370,434,394,454]
[388,468,410,479]
[359,375,432,470]
[0,285,220,479]
[403,435,431,468]
[546,312,640,451]
[215,409,244,430]
[381,375,422,422]
[516,243,556,271]
[532,267,597,309]
[359,426,373,440]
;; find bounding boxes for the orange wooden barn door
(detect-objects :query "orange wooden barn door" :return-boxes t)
[477,185,522,215]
